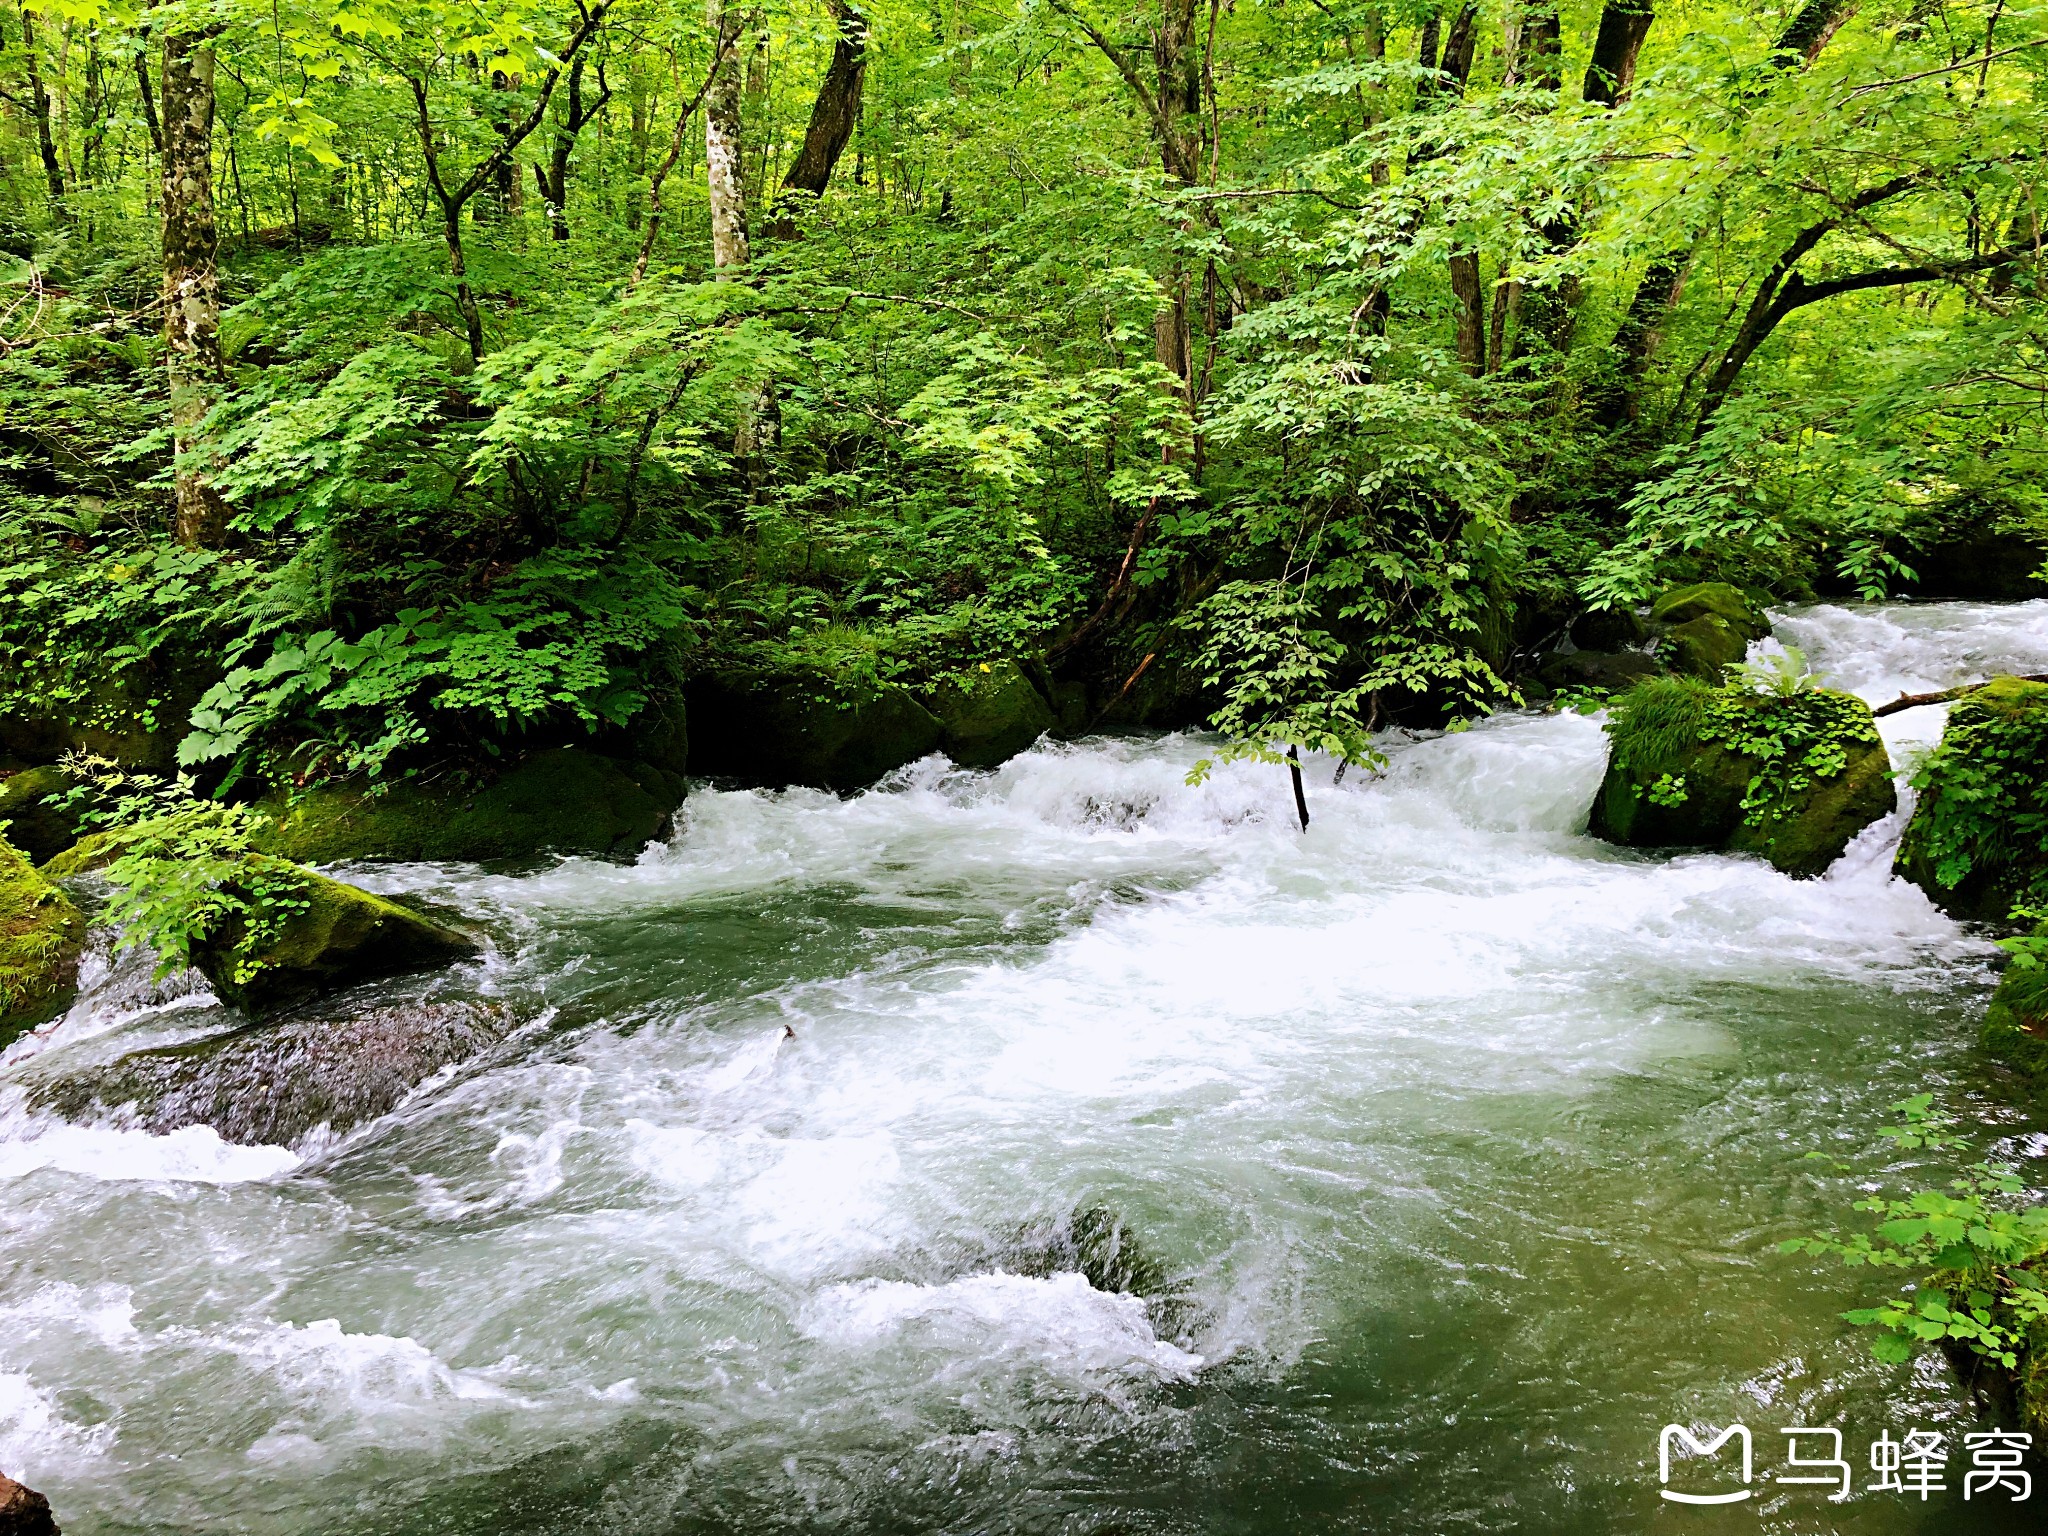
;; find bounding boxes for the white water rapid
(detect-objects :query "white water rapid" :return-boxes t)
[4,600,2047,1534]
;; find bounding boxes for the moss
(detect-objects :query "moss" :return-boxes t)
[191,857,478,1013]
[0,836,85,1046]
[688,667,944,790]
[1650,581,1769,641]
[39,824,140,878]
[1661,613,1751,680]
[923,661,1056,769]
[256,748,681,866]
[0,764,85,865]
[1592,681,1895,877]
[1983,926,2048,1084]
[1896,677,2048,920]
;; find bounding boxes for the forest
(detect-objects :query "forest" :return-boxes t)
[2,0,2048,1530]
[0,0,2040,790]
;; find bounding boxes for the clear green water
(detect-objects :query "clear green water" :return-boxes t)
[4,600,2047,1535]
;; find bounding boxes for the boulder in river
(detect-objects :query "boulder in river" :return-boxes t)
[0,1471,58,1536]
[34,999,510,1147]
[189,859,478,1014]
[1983,922,2048,1088]
[1590,676,1896,878]
[0,765,86,866]
[0,838,85,1048]
[254,748,683,866]
[1896,677,2048,921]
[922,661,1056,769]
[688,667,944,791]
[1649,582,1770,682]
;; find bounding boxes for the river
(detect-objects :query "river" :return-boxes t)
[4,600,2048,1534]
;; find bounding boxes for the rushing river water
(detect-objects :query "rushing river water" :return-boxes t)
[5,601,2048,1535]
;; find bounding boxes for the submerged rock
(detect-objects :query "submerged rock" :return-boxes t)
[1896,677,2048,921]
[1590,676,1895,878]
[688,668,944,791]
[922,661,1056,769]
[1009,1203,1198,1346]
[190,860,478,1014]
[255,748,682,866]
[0,1472,58,1536]
[0,837,85,1048]
[36,999,510,1147]
[0,765,85,865]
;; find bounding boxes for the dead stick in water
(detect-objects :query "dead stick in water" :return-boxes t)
[1871,673,2048,718]
[1287,744,1310,831]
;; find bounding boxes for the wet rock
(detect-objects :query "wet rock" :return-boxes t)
[255,748,682,865]
[190,860,478,1014]
[1905,521,2048,602]
[1590,677,1896,878]
[0,765,86,866]
[1535,649,1661,694]
[35,1000,510,1147]
[1897,677,2048,921]
[923,661,1056,769]
[687,669,943,791]
[0,1472,58,1536]
[1570,606,1651,653]
[1010,1204,1197,1346]
[0,837,85,1048]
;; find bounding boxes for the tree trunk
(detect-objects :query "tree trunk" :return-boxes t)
[768,0,866,235]
[627,60,650,229]
[20,11,66,218]
[160,32,228,546]
[1582,1,1654,106]
[705,0,750,271]
[1449,252,1484,374]
[1517,0,1563,92]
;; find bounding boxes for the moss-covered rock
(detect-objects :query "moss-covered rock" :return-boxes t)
[255,748,681,866]
[687,669,944,790]
[0,836,85,1046]
[33,999,509,1146]
[0,649,218,772]
[1661,613,1752,681]
[1983,924,2048,1085]
[1649,581,1770,641]
[923,661,1056,769]
[1896,677,2048,921]
[190,858,478,1014]
[1590,677,1896,877]
[0,764,85,864]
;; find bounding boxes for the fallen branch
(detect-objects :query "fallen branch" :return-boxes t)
[1871,673,2048,718]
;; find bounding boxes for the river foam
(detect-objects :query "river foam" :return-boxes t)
[3,599,2043,1535]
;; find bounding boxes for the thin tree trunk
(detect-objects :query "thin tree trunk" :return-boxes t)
[767,0,866,236]
[1287,744,1310,831]
[134,49,163,157]
[627,59,649,229]
[160,31,227,546]
[20,11,66,218]
[705,0,750,271]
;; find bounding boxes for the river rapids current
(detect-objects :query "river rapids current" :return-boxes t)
[6,601,2048,1534]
